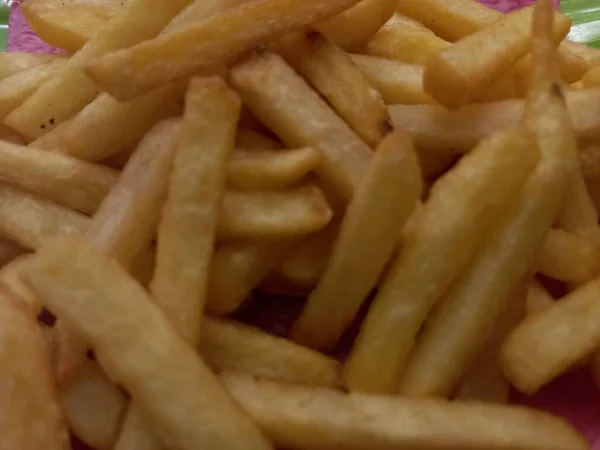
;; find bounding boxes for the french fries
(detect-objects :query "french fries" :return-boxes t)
[222,374,588,450]
[344,126,539,393]
[0,52,62,79]
[84,0,365,100]
[230,51,372,201]
[22,236,273,450]
[526,278,555,313]
[291,131,422,350]
[113,408,160,450]
[582,64,600,88]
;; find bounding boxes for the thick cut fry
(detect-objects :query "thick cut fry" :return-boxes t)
[0,53,62,79]
[219,187,332,240]
[0,186,88,250]
[423,8,538,109]
[0,140,118,215]
[0,290,70,450]
[4,0,192,141]
[366,13,450,65]
[207,241,297,315]
[343,127,540,394]
[222,374,587,450]
[389,88,600,153]
[228,147,321,190]
[350,54,435,105]
[84,0,364,100]
[30,81,186,162]
[152,77,240,344]
[315,0,396,50]
[278,32,389,148]
[502,277,600,393]
[201,317,341,387]
[291,131,422,350]
[230,51,372,201]
[22,236,273,450]
[582,64,600,88]
[526,279,555,314]
[0,59,66,121]
[537,229,600,284]
[60,360,127,450]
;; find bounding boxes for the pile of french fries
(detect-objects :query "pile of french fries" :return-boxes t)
[3,0,600,448]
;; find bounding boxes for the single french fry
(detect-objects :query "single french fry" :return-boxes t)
[152,77,240,344]
[207,241,298,315]
[0,140,118,215]
[19,0,126,16]
[60,359,128,450]
[0,59,66,121]
[219,187,333,240]
[526,278,555,314]
[350,54,435,105]
[222,374,588,450]
[84,0,364,100]
[315,0,396,50]
[278,32,390,148]
[21,236,273,450]
[366,13,450,65]
[230,51,372,201]
[30,81,185,162]
[343,127,540,394]
[563,40,600,67]
[291,131,422,350]
[537,229,600,284]
[236,128,282,150]
[4,0,192,141]
[0,289,70,450]
[201,317,341,387]
[0,52,62,79]
[228,147,321,190]
[389,88,600,153]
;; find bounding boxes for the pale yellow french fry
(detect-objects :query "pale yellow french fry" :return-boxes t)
[537,229,600,284]
[152,77,240,344]
[60,359,128,450]
[21,236,273,450]
[526,278,555,314]
[235,128,282,151]
[230,51,372,201]
[0,290,70,450]
[366,13,450,65]
[228,147,321,190]
[4,0,192,141]
[207,241,298,315]
[343,126,540,394]
[0,140,118,215]
[315,0,397,50]
[0,52,62,80]
[201,317,341,387]
[84,0,364,100]
[222,374,588,450]
[350,54,435,105]
[292,131,422,350]
[278,32,389,148]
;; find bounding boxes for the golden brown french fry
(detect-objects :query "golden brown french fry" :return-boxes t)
[0,186,89,250]
[201,317,341,387]
[60,359,128,450]
[537,229,600,284]
[30,81,185,162]
[526,278,555,314]
[291,131,422,350]
[207,241,298,315]
[21,236,273,450]
[236,128,282,151]
[0,290,70,450]
[563,40,600,67]
[84,0,364,100]
[0,59,66,121]
[366,13,450,65]
[228,147,321,190]
[222,374,588,450]
[5,0,192,141]
[278,32,389,148]
[0,52,62,80]
[0,140,118,215]
[230,51,372,201]
[219,187,332,240]
[582,63,600,88]
[350,54,435,105]
[152,77,240,344]
[389,88,600,153]
[315,0,396,50]
[343,126,540,394]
